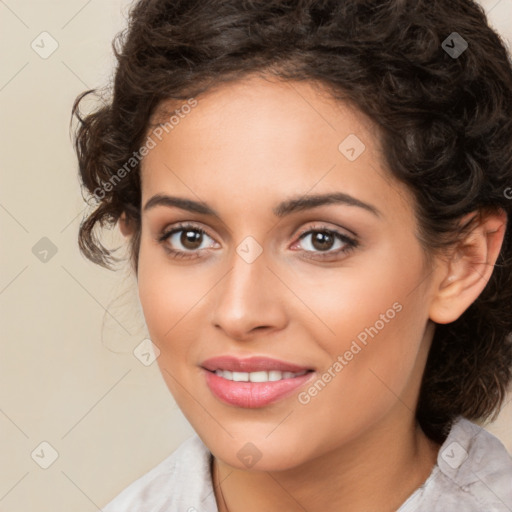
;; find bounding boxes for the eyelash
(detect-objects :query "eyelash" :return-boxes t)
[157,222,359,261]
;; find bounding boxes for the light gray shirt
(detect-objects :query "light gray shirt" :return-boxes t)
[103,417,512,511]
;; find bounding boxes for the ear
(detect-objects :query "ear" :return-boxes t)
[119,211,134,237]
[429,209,507,324]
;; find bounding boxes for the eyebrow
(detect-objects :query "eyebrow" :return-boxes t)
[143,192,381,218]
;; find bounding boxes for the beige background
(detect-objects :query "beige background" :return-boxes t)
[0,0,511,510]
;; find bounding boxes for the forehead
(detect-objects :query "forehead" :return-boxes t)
[141,75,414,221]
[148,75,379,154]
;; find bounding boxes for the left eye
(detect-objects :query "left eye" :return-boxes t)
[293,228,357,255]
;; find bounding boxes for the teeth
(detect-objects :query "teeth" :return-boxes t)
[269,370,282,381]
[214,369,308,382]
[248,371,267,382]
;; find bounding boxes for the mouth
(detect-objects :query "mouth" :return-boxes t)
[208,368,312,382]
[200,355,316,408]
[201,354,314,373]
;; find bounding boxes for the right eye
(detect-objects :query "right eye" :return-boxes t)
[158,223,219,259]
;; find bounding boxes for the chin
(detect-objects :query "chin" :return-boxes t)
[199,426,315,472]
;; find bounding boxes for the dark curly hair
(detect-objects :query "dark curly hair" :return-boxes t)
[72,0,512,443]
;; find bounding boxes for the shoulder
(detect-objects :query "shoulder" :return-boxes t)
[102,433,218,512]
[400,417,512,512]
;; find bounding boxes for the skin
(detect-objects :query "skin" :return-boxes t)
[120,74,507,512]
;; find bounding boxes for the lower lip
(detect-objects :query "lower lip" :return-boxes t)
[203,369,315,408]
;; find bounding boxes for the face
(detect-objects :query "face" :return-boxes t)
[136,75,438,471]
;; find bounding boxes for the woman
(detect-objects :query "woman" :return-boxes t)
[72,0,512,510]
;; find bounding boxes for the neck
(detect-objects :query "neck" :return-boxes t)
[212,413,440,512]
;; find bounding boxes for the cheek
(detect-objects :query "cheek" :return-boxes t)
[291,243,429,392]
[137,255,206,405]
[137,243,181,343]
[136,241,216,361]
[291,252,419,344]
[290,269,428,447]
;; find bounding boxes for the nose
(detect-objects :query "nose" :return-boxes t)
[210,244,288,341]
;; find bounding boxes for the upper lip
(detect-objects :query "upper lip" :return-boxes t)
[201,355,313,373]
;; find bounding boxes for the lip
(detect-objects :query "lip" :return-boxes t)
[202,368,315,408]
[200,355,313,373]
[200,355,315,408]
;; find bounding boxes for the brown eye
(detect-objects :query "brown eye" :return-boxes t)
[297,229,354,253]
[158,223,218,258]
[180,229,204,250]
[291,225,359,261]
[309,231,336,251]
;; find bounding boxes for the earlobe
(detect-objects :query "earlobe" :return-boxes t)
[429,209,507,324]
